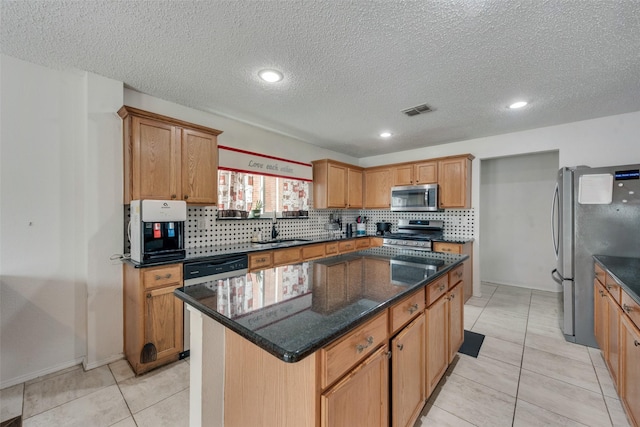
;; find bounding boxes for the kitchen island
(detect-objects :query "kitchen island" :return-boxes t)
[175,247,468,427]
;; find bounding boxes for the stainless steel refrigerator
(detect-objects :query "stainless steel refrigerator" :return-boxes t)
[551,164,640,347]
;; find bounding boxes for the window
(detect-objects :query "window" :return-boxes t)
[218,170,310,217]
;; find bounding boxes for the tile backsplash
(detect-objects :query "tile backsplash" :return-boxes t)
[124,205,475,252]
[184,206,475,249]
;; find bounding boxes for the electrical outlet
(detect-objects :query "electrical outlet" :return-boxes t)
[197,218,206,231]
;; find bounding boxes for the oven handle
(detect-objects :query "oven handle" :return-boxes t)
[184,268,249,286]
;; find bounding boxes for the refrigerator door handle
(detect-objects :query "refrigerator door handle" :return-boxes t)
[551,182,559,258]
[551,268,564,285]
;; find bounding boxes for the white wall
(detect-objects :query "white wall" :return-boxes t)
[360,110,640,295]
[0,55,124,387]
[124,90,359,165]
[480,151,559,290]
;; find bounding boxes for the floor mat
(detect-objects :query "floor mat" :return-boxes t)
[458,330,485,358]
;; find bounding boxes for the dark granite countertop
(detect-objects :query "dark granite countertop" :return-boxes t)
[175,246,468,363]
[593,255,640,305]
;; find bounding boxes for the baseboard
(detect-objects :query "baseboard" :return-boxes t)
[83,352,125,371]
[0,357,84,389]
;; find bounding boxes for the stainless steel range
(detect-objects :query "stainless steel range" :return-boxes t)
[382,219,444,251]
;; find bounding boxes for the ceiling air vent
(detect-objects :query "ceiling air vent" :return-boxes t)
[402,103,434,117]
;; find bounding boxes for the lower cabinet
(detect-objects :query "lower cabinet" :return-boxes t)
[391,313,426,427]
[620,315,640,427]
[594,261,640,427]
[425,294,448,395]
[123,263,184,375]
[447,281,464,363]
[321,345,389,427]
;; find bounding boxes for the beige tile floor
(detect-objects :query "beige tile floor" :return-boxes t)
[415,282,631,427]
[0,282,631,427]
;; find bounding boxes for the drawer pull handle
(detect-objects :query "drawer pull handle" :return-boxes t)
[407,303,419,314]
[607,284,614,290]
[397,343,404,351]
[155,273,172,280]
[635,340,639,347]
[356,336,374,354]
[623,304,632,313]
[439,284,446,291]
[450,293,455,299]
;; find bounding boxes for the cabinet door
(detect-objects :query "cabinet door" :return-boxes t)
[181,128,218,204]
[392,314,426,427]
[448,282,464,363]
[132,116,181,201]
[620,315,640,427]
[392,164,414,186]
[145,284,184,361]
[347,168,363,208]
[425,295,448,396]
[594,280,608,353]
[414,161,437,184]
[438,157,470,208]
[328,163,348,208]
[364,168,391,208]
[606,294,621,388]
[321,345,389,427]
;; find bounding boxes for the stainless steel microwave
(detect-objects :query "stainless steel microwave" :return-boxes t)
[390,184,439,211]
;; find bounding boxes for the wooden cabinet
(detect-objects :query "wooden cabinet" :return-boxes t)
[364,167,392,208]
[425,293,448,396]
[390,289,425,334]
[123,263,184,375]
[301,243,326,260]
[248,251,273,271]
[119,106,221,204]
[321,345,389,427]
[594,279,608,352]
[620,314,640,427]
[338,240,356,253]
[312,159,363,209]
[392,161,437,186]
[438,155,473,209]
[355,237,371,250]
[594,261,640,427]
[272,246,301,267]
[447,281,464,363]
[391,313,426,427]
[433,241,473,301]
[607,293,621,387]
[319,311,389,388]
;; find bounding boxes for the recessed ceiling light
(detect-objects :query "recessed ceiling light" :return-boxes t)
[508,101,528,109]
[380,132,392,138]
[258,69,283,83]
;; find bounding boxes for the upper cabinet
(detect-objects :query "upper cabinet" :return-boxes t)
[119,106,222,204]
[312,159,363,209]
[364,167,392,209]
[392,161,437,186]
[438,155,474,209]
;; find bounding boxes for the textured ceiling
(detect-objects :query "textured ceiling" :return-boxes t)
[2,1,640,158]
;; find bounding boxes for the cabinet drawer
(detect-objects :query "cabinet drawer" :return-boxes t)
[605,273,622,305]
[248,252,272,270]
[449,264,464,286]
[325,242,339,255]
[622,290,640,327]
[390,288,425,334]
[355,238,370,249]
[594,263,606,285]
[320,311,388,389]
[272,247,302,266]
[338,240,356,253]
[426,275,449,306]
[432,242,462,254]
[301,243,325,260]
[143,264,182,289]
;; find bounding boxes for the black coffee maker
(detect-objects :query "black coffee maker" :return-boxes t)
[376,222,392,236]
